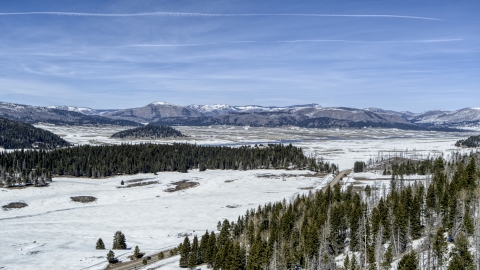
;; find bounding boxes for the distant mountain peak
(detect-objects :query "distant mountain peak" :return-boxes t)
[150,101,174,106]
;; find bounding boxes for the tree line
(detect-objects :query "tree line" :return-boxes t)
[178,153,480,269]
[111,125,185,139]
[0,143,337,187]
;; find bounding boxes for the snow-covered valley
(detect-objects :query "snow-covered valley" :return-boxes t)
[1,126,478,269]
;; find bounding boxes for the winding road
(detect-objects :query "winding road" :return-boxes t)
[323,169,351,190]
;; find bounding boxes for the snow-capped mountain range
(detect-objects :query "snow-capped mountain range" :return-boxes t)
[0,101,479,130]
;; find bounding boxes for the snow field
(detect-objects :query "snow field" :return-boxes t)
[1,169,330,270]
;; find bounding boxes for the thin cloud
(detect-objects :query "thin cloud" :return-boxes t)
[0,12,444,21]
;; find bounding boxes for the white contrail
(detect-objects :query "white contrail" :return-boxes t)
[126,39,462,47]
[0,12,444,21]
[276,39,463,43]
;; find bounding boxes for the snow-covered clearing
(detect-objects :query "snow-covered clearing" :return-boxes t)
[1,170,330,270]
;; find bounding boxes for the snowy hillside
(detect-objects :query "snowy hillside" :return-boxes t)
[47,105,102,115]
[410,107,480,128]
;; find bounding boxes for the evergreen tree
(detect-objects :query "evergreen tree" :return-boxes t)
[381,245,393,270]
[112,231,127,249]
[205,231,217,267]
[462,211,474,235]
[188,248,198,269]
[191,235,200,266]
[410,194,422,239]
[142,258,148,265]
[158,252,164,260]
[179,236,191,268]
[433,227,448,268]
[350,254,358,270]
[96,238,105,250]
[397,251,418,270]
[133,245,140,258]
[448,232,475,270]
[343,254,350,270]
[106,250,115,263]
[199,230,209,264]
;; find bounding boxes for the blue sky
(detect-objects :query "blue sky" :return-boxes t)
[0,0,478,112]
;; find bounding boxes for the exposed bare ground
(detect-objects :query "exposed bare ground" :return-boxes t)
[71,196,97,203]
[256,173,316,179]
[126,178,154,183]
[2,202,28,210]
[164,180,199,192]
[118,181,158,188]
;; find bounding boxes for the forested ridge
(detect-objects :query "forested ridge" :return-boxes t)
[0,117,70,149]
[178,153,480,269]
[0,143,337,187]
[456,135,480,148]
[111,125,185,139]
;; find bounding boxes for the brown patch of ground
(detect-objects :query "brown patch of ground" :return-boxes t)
[257,173,316,179]
[3,202,28,210]
[126,178,154,183]
[118,181,158,188]
[164,180,199,192]
[71,196,97,203]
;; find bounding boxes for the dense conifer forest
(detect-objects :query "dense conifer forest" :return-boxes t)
[0,117,70,149]
[0,143,336,187]
[456,135,480,148]
[178,153,480,269]
[111,125,185,139]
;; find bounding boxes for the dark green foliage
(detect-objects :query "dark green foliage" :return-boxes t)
[433,227,448,267]
[455,135,480,148]
[397,251,418,270]
[106,250,115,263]
[142,258,147,265]
[0,117,70,149]
[353,161,366,173]
[120,180,124,185]
[188,235,199,268]
[112,231,126,250]
[133,245,140,258]
[192,151,480,270]
[0,143,335,183]
[111,125,185,139]
[179,236,191,268]
[343,254,350,270]
[96,238,105,250]
[448,232,475,270]
[350,254,358,270]
[158,252,164,260]
[382,246,393,270]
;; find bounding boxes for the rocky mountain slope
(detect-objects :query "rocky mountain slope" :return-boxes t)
[0,101,477,130]
[0,102,140,126]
